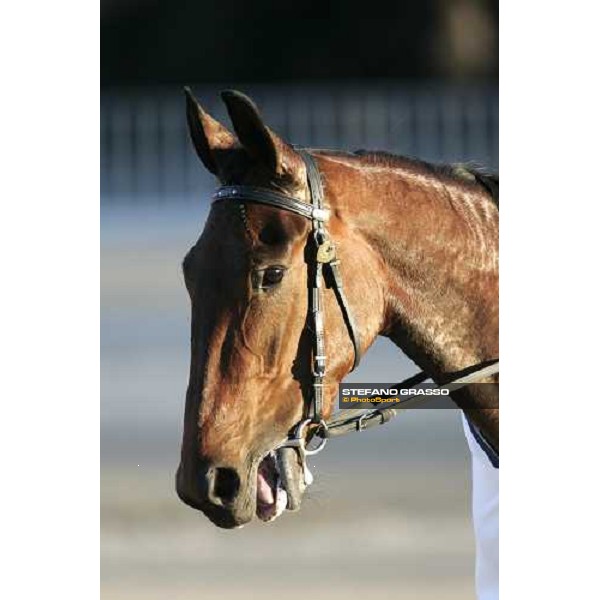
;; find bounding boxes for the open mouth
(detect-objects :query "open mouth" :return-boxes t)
[255,447,313,522]
[256,451,288,522]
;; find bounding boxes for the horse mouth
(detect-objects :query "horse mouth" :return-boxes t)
[255,447,311,522]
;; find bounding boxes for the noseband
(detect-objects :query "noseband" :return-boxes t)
[212,149,362,448]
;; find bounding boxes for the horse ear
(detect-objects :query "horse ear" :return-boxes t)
[184,87,236,175]
[220,89,302,179]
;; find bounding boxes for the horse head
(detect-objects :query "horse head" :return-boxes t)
[176,90,384,528]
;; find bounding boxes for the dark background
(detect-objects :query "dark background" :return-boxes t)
[101,0,498,86]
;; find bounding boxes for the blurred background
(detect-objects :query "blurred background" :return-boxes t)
[101,2,498,599]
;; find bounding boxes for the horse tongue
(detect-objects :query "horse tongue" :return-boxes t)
[257,470,275,506]
[256,455,288,522]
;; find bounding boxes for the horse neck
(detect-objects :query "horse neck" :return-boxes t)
[323,154,499,381]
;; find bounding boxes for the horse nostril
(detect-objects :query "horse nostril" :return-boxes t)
[211,467,241,505]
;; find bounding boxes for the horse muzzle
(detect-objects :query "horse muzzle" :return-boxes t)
[176,445,312,528]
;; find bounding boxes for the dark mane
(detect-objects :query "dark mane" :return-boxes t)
[353,150,499,207]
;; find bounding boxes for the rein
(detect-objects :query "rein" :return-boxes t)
[324,360,500,438]
[212,148,499,463]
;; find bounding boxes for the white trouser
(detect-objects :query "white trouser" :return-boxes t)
[462,414,499,600]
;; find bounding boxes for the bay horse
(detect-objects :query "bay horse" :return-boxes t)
[176,89,498,529]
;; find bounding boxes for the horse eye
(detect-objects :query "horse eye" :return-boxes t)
[262,266,285,287]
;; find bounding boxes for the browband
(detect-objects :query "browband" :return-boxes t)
[213,185,330,222]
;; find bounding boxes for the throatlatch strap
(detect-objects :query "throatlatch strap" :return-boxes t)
[326,259,362,370]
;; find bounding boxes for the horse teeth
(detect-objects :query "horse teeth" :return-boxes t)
[304,465,314,486]
[275,487,288,516]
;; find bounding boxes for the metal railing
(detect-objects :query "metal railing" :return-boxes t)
[101,82,498,204]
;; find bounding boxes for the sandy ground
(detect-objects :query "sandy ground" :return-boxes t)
[102,461,475,600]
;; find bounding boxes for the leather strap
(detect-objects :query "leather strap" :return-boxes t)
[296,148,361,371]
[213,186,330,222]
[324,360,499,438]
[325,259,362,370]
[211,148,362,427]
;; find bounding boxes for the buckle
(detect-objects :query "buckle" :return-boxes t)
[357,413,370,432]
[311,207,330,222]
[279,419,328,457]
[316,239,336,263]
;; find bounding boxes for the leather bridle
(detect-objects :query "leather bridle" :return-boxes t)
[212,148,499,463]
[213,149,361,450]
